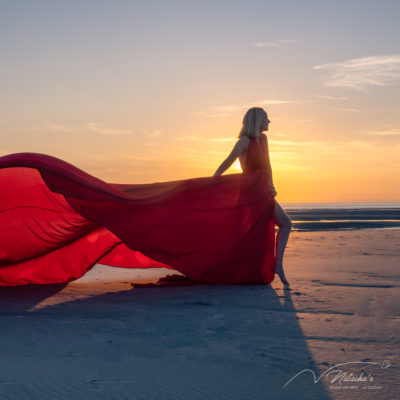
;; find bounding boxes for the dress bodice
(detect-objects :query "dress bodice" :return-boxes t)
[239,133,269,173]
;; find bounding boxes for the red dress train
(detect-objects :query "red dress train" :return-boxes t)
[0,133,277,286]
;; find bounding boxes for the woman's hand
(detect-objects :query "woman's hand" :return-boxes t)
[270,185,277,197]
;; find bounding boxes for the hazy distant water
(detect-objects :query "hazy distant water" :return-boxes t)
[280,202,400,231]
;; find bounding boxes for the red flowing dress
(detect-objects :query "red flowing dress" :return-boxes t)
[0,133,277,286]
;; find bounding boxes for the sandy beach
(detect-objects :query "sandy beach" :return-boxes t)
[0,228,399,399]
[2,0,399,399]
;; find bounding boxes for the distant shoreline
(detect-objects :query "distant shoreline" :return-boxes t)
[281,202,400,210]
[281,204,400,231]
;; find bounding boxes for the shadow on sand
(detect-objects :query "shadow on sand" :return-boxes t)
[0,282,332,400]
[0,283,67,314]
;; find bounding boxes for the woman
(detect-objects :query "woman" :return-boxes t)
[0,110,287,287]
[213,107,291,288]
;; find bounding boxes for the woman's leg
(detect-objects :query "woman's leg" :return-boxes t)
[274,200,292,287]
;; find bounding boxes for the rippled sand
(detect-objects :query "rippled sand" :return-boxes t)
[0,229,399,399]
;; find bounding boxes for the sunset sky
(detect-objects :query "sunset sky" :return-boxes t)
[1,0,399,202]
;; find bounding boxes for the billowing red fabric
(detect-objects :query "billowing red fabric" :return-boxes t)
[0,133,277,286]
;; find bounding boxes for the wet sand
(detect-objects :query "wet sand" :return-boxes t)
[0,229,399,399]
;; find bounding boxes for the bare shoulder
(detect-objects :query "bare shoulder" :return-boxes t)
[237,135,250,153]
[228,135,249,159]
[237,135,250,147]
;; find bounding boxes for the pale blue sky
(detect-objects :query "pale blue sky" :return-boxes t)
[0,0,399,201]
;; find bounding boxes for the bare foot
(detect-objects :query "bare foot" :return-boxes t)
[275,264,290,289]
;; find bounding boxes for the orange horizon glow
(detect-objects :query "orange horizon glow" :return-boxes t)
[2,116,399,203]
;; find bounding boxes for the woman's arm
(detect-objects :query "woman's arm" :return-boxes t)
[213,136,249,176]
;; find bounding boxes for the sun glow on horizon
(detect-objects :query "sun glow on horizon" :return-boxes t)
[232,159,242,171]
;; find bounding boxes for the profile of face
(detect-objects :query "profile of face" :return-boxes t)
[260,113,271,132]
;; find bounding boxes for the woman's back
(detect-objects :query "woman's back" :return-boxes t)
[239,133,269,173]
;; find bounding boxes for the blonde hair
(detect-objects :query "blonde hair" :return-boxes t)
[237,107,267,138]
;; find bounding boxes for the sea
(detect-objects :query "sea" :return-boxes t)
[280,202,400,232]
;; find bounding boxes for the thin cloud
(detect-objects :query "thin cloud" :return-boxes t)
[192,105,242,118]
[148,129,163,138]
[171,136,317,150]
[36,122,133,135]
[278,164,312,171]
[193,98,295,118]
[172,135,206,141]
[36,122,78,133]
[270,138,383,153]
[86,123,131,135]
[272,132,289,138]
[179,163,215,169]
[313,55,400,90]
[210,137,236,143]
[172,135,235,143]
[270,140,310,147]
[252,39,297,48]
[316,95,348,101]
[330,107,365,113]
[363,129,400,136]
[121,154,160,161]
[255,99,294,105]
[172,145,226,156]
[191,112,234,118]
[295,120,314,124]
